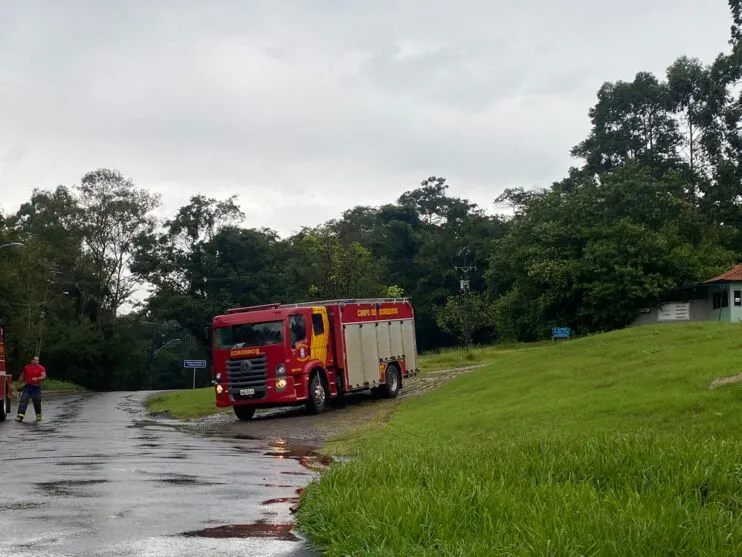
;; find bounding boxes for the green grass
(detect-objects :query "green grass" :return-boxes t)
[12,378,84,393]
[142,345,521,419]
[296,323,742,556]
[43,379,85,391]
[145,387,231,419]
[418,340,552,372]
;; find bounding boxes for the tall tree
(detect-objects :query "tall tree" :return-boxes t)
[75,169,160,322]
[289,226,386,300]
[730,0,742,45]
[132,195,250,349]
[572,72,682,175]
[666,56,711,187]
[398,176,475,226]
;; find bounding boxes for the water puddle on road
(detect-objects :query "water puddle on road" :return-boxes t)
[55,460,105,468]
[260,487,306,514]
[180,520,300,542]
[155,477,202,485]
[144,423,337,548]
[0,501,44,511]
[35,479,107,497]
[263,439,334,472]
[232,433,260,440]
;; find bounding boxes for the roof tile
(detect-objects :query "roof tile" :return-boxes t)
[704,264,742,283]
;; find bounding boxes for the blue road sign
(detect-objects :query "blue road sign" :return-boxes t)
[184,359,207,368]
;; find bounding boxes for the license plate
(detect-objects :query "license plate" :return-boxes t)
[239,388,255,396]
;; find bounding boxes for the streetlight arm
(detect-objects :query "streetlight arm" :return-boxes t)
[0,242,25,250]
[0,242,58,272]
[152,338,183,358]
[147,337,183,391]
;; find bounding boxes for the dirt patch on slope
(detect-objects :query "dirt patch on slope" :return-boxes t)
[199,364,485,447]
[709,373,742,389]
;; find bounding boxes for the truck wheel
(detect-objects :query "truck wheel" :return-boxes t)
[233,406,256,421]
[0,391,7,422]
[382,365,401,399]
[306,371,328,414]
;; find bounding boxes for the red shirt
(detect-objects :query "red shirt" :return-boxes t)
[23,363,46,386]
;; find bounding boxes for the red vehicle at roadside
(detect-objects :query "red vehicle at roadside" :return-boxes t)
[208,298,419,420]
[0,323,12,421]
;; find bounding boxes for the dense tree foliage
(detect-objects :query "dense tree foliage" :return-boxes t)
[1,5,741,390]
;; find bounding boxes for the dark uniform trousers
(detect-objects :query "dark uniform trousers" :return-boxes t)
[16,385,42,420]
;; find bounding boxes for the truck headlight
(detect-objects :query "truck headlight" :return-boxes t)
[275,365,288,391]
[216,384,224,394]
[215,372,222,381]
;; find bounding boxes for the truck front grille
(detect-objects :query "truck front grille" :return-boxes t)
[225,355,268,400]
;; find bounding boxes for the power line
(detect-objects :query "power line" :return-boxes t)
[202,273,287,283]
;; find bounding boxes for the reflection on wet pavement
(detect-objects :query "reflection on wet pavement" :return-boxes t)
[182,521,301,541]
[0,392,319,556]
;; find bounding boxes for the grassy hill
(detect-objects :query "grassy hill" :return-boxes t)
[296,323,742,556]
[143,345,530,419]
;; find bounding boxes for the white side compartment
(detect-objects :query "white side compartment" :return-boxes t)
[343,323,365,389]
[360,323,380,385]
[376,321,392,360]
[389,321,404,359]
[401,319,418,372]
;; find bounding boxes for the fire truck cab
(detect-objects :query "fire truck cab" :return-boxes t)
[208,298,418,421]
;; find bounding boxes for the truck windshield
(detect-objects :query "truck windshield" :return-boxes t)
[215,321,283,349]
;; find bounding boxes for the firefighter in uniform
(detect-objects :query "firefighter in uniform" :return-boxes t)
[15,355,46,422]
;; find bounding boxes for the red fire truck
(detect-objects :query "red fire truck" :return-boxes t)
[0,323,12,421]
[208,298,419,420]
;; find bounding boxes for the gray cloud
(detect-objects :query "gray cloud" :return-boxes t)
[0,0,733,236]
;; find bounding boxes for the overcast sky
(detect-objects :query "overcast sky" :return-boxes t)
[0,0,733,237]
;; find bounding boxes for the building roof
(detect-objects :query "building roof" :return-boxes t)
[703,264,742,284]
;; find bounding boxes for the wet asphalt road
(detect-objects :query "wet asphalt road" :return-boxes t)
[0,392,319,557]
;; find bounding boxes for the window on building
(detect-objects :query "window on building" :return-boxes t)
[713,293,722,309]
[735,290,741,307]
[723,290,729,308]
[312,313,325,335]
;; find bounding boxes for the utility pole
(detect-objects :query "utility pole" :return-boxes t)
[452,247,477,347]
[142,320,182,390]
[453,247,476,292]
[148,337,183,391]
[147,326,158,390]
[1,241,60,359]
[35,262,60,357]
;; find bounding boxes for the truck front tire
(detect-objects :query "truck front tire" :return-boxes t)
[306,371,329,414]
[233,405,256,421]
